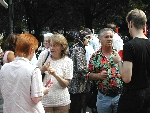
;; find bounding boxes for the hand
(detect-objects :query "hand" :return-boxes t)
[48,67,56,77]
[42,61,50,72]
[43,87,49,95]
[112,51,122,64]
[99,70,109,80]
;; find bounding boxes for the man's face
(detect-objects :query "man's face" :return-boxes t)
[100,31,113,47]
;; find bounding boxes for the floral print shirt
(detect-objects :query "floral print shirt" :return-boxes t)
[87,48,123,95]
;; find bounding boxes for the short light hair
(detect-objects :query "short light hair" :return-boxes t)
[44,33,53,39]
[126,8,147,29]
[48,34,68,57]
[98,28,114,38]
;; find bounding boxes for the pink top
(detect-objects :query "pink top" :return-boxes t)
[3,51,10,64]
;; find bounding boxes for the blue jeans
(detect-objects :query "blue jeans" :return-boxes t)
[96,91,120,113]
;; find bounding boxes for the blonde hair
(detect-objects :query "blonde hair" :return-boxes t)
[15,33,38,57]
[126,8,147,29]
[48,34,68,57]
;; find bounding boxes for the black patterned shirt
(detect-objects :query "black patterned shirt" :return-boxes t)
[68,44,88,94]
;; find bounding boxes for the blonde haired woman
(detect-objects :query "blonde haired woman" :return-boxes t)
[36,34,73,113]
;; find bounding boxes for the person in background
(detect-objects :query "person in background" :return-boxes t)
[83,28,96,66]
[1,33,18,113]
[37,33,53,59]
[36,33,53,60]
[86,28,123,113]
[2,33,18,65]
[85,43,95,67]
[68,30,91,113]
[83,28,100,52]
[36,34,73,113]
[107,23,124,52]
[0,33,49,113]
[43,33,53,51]
[113,9,150,113]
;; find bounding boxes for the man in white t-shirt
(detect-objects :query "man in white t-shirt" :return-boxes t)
[89,34,100,52]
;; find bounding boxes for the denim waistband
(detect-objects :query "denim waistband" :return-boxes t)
[99,90,120,97]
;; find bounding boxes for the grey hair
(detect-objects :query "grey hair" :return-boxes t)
[98,28,114,38]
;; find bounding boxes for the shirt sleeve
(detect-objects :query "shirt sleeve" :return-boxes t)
[86,53,97,72]
[123,42,133,62]
[75,47,87,72]
[30,68,43,98]
[63,58,73,80]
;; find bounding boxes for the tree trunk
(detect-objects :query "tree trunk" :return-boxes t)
[33,25,42,46]
[84,7,93,30]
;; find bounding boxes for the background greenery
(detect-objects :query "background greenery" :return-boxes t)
[0,0,150,44]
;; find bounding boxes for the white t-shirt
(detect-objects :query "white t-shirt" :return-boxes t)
[89,35,100,52]
[113,33,124,52]
[0,57,44,113]
[85,44,95,67]
[36,52,73,107]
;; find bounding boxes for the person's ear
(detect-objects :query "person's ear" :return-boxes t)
[129,21,133,28]
[29,47,34,54]
[98,37,102,41]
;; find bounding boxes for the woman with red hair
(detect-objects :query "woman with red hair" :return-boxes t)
[0,33,49,113]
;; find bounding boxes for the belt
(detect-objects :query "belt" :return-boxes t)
[99,90,119,97]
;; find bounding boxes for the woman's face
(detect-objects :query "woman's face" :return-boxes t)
[49,41,64,59]
[83,35,91,46]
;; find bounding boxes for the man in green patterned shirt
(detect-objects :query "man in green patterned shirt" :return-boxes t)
[86,28,123,113]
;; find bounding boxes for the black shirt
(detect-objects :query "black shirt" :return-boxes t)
[123,37,150,89]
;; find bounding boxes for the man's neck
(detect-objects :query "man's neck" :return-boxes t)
[132,29,147,39]
[102,47,113,54]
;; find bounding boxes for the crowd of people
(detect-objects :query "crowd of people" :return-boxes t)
[0,8,149,113]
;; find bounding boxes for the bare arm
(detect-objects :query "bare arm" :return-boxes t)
[54,74,70,88]
[112,52,133,83]
[118,61,132,83]
[31,87,49,103]
[7,51,15,62]
[89,70,109,81]
[32,96,43,103]
[48,67,70,88]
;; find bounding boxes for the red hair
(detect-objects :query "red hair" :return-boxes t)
[15,33,38,57]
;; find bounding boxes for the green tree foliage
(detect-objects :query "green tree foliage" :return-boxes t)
[0,0,149,42]
[0,6,9,36]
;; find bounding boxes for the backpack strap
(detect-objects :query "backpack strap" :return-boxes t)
[42,51,50,66]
